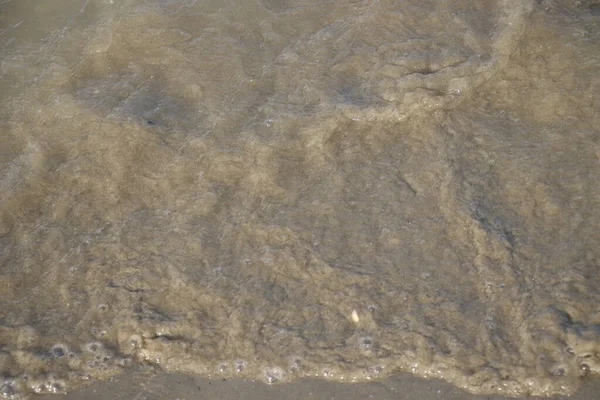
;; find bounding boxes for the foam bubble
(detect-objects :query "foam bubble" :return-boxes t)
[0,379,21,399]
[84,341,103,353]
[120,334,143,356]
[288,357,303,373]
[551,365,567,376]
[216,362,228,373]
[368,365,384,375]
[79,340,119,373]
[235,360,247,373]
[264,367,284,384]
[358,337,374,352]
[50,344,69,358]
[321,368,333,378]
[27,375,66,395]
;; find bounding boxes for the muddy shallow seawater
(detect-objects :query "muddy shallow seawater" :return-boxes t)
[1,0,600,398]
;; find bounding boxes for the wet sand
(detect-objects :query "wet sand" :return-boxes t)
[37,371,600,400]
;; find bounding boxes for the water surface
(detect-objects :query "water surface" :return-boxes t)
[1,0,600,398]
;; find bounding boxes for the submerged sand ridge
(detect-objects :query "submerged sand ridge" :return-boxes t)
[1,0,600,398]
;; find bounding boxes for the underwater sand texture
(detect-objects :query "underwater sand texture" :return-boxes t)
[1,0,600,398]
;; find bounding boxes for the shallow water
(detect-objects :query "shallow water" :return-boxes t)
[1,0,600,398]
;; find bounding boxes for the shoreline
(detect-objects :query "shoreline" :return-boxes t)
[36,370,600,400]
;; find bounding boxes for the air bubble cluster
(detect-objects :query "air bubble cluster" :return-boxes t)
[27,374,66,395]
[0,374,66,399]
[0,379,20,399]
[235,360,247,373]
[82,341,115,370]
[0,333,138,400]
[264,367,285,384]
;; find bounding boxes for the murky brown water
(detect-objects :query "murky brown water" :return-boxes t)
[1,0,600,398]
